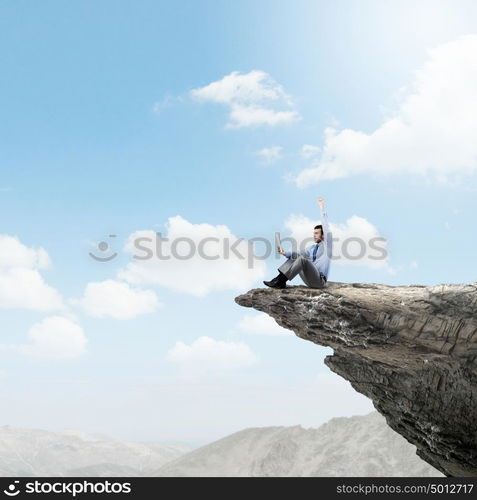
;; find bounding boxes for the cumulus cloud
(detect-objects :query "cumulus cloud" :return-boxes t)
[19,316,87,360]
[166,336,258,371]
[71,279,162,319]
[190,70,300,128]
[255,146,283,165]
[283,213,393,272]
[300,144,321,159]
[0,235,64,311]
[117,215,266,296]
[152,93,183,114]
[237,313,292,336]
[0,234,51,269]
[294,35,477,187]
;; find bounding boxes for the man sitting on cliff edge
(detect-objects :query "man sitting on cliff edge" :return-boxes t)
[264,197,332,289]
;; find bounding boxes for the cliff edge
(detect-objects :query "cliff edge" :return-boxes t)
[234,281,477,477]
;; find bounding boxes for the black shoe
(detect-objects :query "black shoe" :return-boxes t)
[263,279,287,288]
[263,272,287,289]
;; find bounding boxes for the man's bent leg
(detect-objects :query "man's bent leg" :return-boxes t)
[278,254,306,280]
[264,253,304,288]
[299,259,325,288]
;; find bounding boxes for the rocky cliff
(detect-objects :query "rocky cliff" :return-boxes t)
[235,281,477,477]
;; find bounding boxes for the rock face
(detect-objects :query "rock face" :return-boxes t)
[235,282,477,477]
[155,412,442,477]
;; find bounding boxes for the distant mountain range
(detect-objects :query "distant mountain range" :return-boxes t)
[0,426,189,477]
[154,412,443,477]
[0,412,443,477]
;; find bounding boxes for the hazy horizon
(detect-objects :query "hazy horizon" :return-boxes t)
[1,0,476,445]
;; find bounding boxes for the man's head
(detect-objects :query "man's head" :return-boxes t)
[314,224,323,242]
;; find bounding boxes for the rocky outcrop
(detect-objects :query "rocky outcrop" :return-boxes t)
[235,282,477,477]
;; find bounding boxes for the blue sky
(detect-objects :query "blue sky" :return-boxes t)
[1,0,476,446]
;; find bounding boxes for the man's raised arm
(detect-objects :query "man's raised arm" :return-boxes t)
[317,197,330,235]
[317,197,332,256]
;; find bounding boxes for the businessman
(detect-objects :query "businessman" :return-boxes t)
[264,197,332,289]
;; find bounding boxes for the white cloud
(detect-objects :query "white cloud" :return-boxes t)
[237,313,292,336]
[0,234,51,269]
[0,235,64,311]
[117,215,266,296]
[0,268,64,311]
[227,106,299,128]
[300,144,321,159]
[256,146,283,165]
[294,35,477,187]
[19,316,87,360]
[283,213,393,271]
[410,260,419,269]
[166,336,258,372]
[190,70,300,128]
[152,94,183,114]
[71,279,162,319]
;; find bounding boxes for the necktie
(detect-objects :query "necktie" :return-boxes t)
[312,243,320,262]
